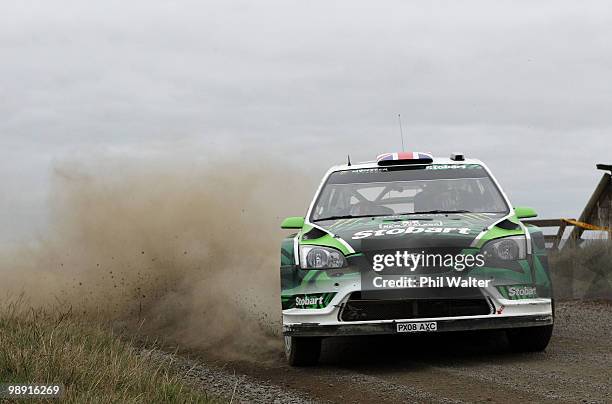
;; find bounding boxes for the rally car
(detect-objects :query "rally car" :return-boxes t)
[279,152,553,366]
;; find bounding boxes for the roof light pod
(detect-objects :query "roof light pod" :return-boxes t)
[376,151,433,166]
[450,152,465,161]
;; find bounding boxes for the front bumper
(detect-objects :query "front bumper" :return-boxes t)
[283,313,553,337]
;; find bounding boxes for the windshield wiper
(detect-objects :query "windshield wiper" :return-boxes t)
[313,209,473,222]
[410,209,473,214]
[312,213,389,222]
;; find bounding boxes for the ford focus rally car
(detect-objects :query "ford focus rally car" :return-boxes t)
[279,152,553,366]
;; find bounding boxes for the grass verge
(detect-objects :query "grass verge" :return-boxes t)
[0,298,219,403]
[549,240,612,299]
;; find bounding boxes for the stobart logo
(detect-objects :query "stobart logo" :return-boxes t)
[508,286,537,298]
[295,295,323,307]
[352,226,471,239]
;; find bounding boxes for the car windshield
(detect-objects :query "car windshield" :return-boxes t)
[311,164,509,221]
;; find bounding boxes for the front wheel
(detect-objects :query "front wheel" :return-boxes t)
[284,336,321,366]
[506,324,553,352]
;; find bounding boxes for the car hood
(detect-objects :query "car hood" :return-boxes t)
[314,213,509,252]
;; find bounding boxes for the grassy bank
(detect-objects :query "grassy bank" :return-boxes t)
[549,240,612,300]
[0,300,218,403]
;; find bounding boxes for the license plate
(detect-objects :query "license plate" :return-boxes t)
[396,321,437,333]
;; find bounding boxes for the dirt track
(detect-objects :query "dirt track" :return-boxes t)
[172,300,611,403]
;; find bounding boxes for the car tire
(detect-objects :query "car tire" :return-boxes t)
[506,324,553,352]
[284,336,321,366]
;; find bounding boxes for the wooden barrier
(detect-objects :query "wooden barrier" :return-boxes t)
[522,218,611,250]
[522,218,575,250]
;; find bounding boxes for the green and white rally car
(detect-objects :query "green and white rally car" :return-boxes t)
[279,152,553,366]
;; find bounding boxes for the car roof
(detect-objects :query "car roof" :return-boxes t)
[328,157,485,172]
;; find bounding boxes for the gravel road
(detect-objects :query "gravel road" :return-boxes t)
[166,300,611,403]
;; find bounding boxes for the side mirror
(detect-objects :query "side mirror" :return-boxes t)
[514,206,538,219]
[281,216,305,229]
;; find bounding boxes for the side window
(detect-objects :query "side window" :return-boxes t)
[313,187,335,218]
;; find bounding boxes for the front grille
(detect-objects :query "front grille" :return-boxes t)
[340,292,493,321]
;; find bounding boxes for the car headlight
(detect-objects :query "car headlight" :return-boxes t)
[482,236,527,261]
[299,246,347,269]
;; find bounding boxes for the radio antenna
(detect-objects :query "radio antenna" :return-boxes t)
[398,114,405,152]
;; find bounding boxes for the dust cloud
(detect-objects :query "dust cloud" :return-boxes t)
[0,154,315,360]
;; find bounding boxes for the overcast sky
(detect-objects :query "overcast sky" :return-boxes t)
[1,0,611,241]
